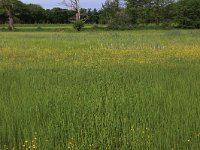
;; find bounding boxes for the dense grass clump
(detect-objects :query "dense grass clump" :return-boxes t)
[0,30,200,150]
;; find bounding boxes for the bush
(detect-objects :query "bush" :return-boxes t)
[73,20,84,31]
[37,26,43,31]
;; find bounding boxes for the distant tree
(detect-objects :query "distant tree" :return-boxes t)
[150,0,176,25]
[125,0,143,24]
[0,7,7,24]
[14,2,29,24]
[46,8,74,24]
[99,0,120,24]
[108,9,132,30]
[25,4,46,23]
[92,9,100,24]
[87,9,99,24]
[100,0,132,29]
[0,0,17,30]
[176,0,200,28]
[62,0,80,21]
[125,0,176,25]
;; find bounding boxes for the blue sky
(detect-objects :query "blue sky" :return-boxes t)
[21,0,105,9]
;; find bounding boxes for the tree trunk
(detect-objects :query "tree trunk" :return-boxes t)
[6,9,14,30]
[8,16,14,30]
[75,0,80,21]
[76,10,80,21]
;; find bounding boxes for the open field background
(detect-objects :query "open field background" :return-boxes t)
[0,30,200,150]
[0,24,107,32]
[0,24,179,32]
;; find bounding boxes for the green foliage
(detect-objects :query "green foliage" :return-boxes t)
[73,20,84,31]
[125,0,176,25]
[0,7,6,23]
[99,0,120,24]
[176,0,200,28]
[108,10,133,30]
[24,4,46,23]
[46,8,75,24]
[1,0,200,29]
[0,0,100,24]
[86,8,99,24]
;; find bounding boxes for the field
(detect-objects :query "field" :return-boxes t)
[0,29,200,150]
[0,24,106,32]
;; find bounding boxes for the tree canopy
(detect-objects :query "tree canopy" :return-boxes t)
[0,0,200,29]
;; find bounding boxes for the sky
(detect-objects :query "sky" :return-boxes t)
[21,0,105,9]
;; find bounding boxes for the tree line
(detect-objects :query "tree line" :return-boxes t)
[0,0,100,25]
[0,0,200,30]
[103,0,200,29]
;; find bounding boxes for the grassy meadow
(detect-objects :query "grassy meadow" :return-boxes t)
[0,24,107,32]
[0,29,200,150]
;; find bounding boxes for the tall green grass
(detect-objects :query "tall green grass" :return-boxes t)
[0,30,200,150]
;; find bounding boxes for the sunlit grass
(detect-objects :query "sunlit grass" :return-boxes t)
[0,30,200,150]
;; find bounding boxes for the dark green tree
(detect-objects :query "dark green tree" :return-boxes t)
[125,0,176,26]
[25,4,46,23]
[176,0,200,28]
[99,0,120,24]
[87,9,99,24]
[46,8,74,24]
[0,7,7,24]
[0,0,21,30]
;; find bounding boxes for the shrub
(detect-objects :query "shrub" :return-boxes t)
[37,26,43,31]
[73,20,84,31]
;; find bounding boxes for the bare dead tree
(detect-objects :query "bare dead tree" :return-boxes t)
[62,0,80,21]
